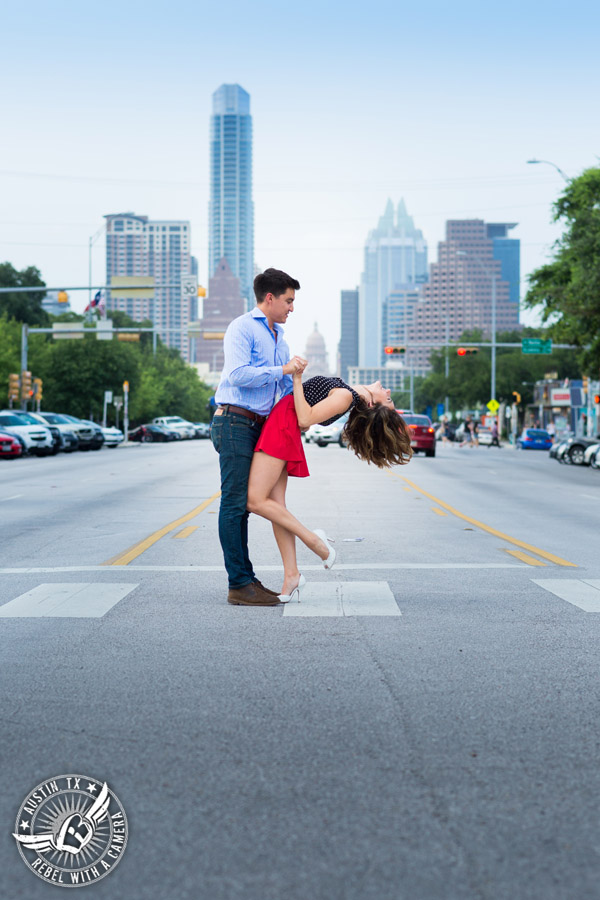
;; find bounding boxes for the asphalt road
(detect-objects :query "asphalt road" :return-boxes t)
[1,438,600,899]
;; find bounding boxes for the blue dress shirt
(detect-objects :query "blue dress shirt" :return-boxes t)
[215,307,292,416]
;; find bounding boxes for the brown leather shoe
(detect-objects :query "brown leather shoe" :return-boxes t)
[253,579,279,597]
[227,583,280,606]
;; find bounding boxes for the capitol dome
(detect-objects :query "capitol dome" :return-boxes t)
[303,322,330,378]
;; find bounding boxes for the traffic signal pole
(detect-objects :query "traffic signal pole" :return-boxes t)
[20,325,28,411]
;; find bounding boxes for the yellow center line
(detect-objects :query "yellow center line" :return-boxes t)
[431,507,447,517]
[102,492,221,566]
[502,548,547,567]
[391,475,576,568]
[173,526,198,540]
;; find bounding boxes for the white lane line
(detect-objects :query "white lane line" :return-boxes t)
[532,579,600,612]
[283,582,400,617]
[0,583,138,618]
[0,494,22,502]
[0,563,529,574]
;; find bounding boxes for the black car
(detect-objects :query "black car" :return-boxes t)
[129,424,175,443]
[560,433,600,466]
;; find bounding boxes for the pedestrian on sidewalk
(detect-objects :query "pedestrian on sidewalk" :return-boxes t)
[211,268,305,607]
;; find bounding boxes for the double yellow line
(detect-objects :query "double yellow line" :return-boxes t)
[102,492,221,566]
[391,474,576,568]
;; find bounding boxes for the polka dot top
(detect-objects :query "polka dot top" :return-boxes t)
[302,376,363,426]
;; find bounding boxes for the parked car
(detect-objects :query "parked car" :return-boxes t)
[549,433,572,460]
[13,410,80,454]
[400,413,436,457]
[35,412,80,452]
[516,428,553,451]
[193,422,211,439]
[477,427,494,447]
[130,424,175,443]
[0,412,54,456]
[0,429,23,459]
[305,413,349,447]
[558,433,600,465]
[152,416,196,439]
[59,415,104,450]
[101,426,124,448]
[583,442,600,467]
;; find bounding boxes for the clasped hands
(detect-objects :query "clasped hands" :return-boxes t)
[283,355,308,376]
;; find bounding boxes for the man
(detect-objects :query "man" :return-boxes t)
[211,268,304,606]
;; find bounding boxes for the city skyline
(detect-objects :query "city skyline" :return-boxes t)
[1,0,598,369]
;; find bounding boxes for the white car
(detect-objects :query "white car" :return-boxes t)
[0,412,54,456]
[305,413,349,447]
[152,416,196,439]
[101,426,124,448]
[583,442,600,467]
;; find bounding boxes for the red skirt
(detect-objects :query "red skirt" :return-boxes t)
[254,393,309,477]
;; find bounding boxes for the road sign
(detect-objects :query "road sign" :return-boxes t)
[522,338,552,354]
[181,275,198,304]
[436,403,445,417]
[487,399,500,413]
[104,390,113,403]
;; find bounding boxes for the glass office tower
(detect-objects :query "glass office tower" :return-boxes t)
[209,84,254,310]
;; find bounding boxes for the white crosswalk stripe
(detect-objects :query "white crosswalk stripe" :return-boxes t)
[283,582,401,617]
[0,583,138,618]
[532,579,600,612]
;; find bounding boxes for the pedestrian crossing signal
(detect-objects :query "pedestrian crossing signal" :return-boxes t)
[457,347,478,356]
[384,346,406,355]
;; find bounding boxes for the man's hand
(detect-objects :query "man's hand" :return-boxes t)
[283,356,308,376]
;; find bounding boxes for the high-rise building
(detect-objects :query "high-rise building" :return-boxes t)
[191,257,245,374]
[359,199,428,368]
[405,219,521,371]
[209,84,254,310]
[338,289,359,381]
[105,212,194,360]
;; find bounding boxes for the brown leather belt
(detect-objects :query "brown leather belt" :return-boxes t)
[218,404,266,424]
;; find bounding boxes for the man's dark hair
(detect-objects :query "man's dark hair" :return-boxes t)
[254,268,300,303]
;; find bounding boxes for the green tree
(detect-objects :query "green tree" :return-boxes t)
[524,167,600,372]
[0,263,49,326]
[0,316,23,404]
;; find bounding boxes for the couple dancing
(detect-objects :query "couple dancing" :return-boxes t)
[211,267,412,607]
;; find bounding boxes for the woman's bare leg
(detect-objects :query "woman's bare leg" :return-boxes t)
[247,451,330,563]
[268,467,301,594]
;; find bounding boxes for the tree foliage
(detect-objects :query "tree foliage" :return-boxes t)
[0,263,49,326]
[524,167,600,372]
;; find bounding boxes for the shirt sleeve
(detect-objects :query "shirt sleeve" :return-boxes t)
[224,319,284,387]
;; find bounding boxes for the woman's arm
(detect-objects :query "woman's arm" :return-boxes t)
[292,373,353,429]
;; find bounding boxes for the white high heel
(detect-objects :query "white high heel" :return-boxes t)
[278,574,306,603]
[313,529,336,569]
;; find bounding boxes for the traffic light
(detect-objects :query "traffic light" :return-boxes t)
[57,290,69,303]
[582,375,589,396]
[8,373,20,403]
[457,347,478,356]
[512,391,522,404]
[197,286,207,297]
[117,333,140,341]
[594,394,600,405]
[21,370,32,401]
[33,377,43,402]
[384,346,406,355]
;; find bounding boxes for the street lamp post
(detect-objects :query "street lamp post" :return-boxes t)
[526,159,569,182]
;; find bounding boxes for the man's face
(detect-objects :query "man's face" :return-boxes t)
[265,289,295,324]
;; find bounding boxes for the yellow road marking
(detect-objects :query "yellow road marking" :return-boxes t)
[502,548,547,567]
[392,475,577,568]
[102,492,221,566]
[173,526,198,540]
[431,507,447,516]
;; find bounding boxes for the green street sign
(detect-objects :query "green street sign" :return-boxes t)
[522,338,552,354]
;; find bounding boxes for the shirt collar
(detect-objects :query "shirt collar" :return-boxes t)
[251,305,284,335]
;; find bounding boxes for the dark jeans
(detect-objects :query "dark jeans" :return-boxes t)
[211,412,263,589]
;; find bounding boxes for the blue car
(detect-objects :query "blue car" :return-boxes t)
[516,428,553,450]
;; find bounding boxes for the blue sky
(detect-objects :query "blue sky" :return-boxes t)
[2,0,599,364]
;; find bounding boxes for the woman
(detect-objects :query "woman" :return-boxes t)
[246,371,412,602]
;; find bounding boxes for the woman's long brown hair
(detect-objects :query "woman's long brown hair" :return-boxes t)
[343,399,413,468]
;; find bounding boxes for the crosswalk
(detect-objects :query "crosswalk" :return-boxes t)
[1,576,600,618]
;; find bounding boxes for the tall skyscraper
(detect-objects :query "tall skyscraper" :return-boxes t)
[105,212,193,360]
[338,289,359,381]
[359,199,428,367]
[405,219,521,371]
[209,84,254,310]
